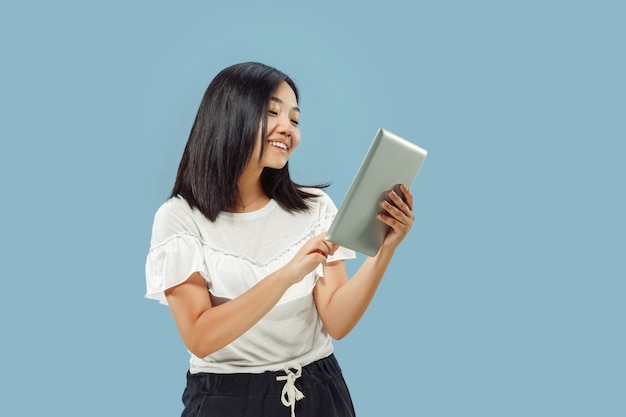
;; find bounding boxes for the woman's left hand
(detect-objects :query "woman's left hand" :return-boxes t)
[377,183,415,252]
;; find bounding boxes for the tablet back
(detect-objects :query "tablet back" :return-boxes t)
[326,128,427,256]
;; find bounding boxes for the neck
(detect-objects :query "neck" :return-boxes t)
[233,168,268,212]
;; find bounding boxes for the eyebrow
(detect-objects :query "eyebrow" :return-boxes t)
[270,96,300,113]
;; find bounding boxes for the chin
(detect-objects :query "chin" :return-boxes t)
[262,162,288,172]
[264,156,290,170]
[271,162,288,170]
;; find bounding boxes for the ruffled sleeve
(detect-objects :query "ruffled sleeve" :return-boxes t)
[145,198,208,305]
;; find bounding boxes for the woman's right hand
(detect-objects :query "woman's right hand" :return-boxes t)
[282,233,338,284]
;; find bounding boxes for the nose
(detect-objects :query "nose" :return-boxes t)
[276,114,293,137]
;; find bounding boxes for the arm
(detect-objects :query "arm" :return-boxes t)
[165,233,334,358]
[314,184,415,340]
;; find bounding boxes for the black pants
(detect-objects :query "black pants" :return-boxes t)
[181,354,356,417]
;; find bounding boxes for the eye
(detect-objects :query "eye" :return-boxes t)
[291,119,299,126]
[268,110,278,116]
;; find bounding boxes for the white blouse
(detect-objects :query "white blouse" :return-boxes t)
[145,189,356,374]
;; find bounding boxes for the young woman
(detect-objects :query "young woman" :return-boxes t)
[145,62,415,417]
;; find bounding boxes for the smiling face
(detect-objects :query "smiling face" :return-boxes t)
[250,81,301,170]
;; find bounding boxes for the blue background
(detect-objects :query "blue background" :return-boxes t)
[1,1,624,416]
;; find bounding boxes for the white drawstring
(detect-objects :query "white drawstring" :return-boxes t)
[276,363,305,417]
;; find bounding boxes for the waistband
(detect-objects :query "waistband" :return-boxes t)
[186,353,341,394]
[186,354,342,417]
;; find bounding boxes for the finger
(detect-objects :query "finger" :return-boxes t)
[378,211,412,236]
[399,183,414,212]
[381,199,410,225]
[320,239,331,254]
[309,233,329,251]
[377,212,406,230]
[309,241,331,264]
[322,234,339,255]
[388,188,414,218]
[313,240,331,257]
[326,241,339,255]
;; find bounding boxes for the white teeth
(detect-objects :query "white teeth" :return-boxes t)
[269,141,287,150]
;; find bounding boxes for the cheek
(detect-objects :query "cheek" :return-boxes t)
[291,133,301,151]
[254,136,263,158]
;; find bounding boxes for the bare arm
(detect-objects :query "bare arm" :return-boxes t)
[165,233,334,358]
[314,184,415,339]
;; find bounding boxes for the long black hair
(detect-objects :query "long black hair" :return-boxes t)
[170,62,326,221]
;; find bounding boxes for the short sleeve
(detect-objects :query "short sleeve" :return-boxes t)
[145,198,208,305]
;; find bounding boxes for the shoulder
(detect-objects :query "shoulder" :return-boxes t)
[154,194,191,214]
[154,196,196,226]
[298,187,339,215]
[299,187,333,204]
[150,196,203,245]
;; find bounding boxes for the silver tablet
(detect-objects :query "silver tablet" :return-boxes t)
[326,128,427,256]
